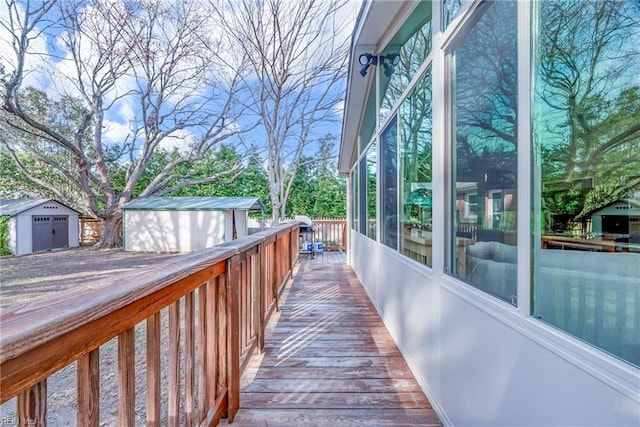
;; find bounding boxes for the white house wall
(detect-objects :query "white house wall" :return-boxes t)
[125,210,225,252]
[223,210,250,241]
[235,210,248,238]
[349,231,638,426]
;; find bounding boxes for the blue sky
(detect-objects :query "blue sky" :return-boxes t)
[0,1,362,160]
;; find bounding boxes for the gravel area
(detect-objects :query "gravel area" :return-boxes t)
[1,246,180,308]
[0,246,184,425]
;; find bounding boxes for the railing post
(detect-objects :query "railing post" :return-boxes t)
[226,255,240,422]
[77,349,99,427]
[17,380,46,426]
[273,236,279,312]
[289,228,295,269]
[184,292,195,427]
[168,302,180,427]
[343,222,347,252]
[257,241,266,352]
[197,285,208,422]
[118,328,135,427]
[146,314,161,427]
[293,225,300,265]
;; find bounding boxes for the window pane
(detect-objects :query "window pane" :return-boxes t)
[379,2,432,124]
[351,168,358,231]
[532,0,640,367]
[358,156,367,234]
[366,142,377,240]
[443,0,472,30]
[400,69,433,266]
[450,1,518,304]
[360,84,377,154]
[381,116,398,249]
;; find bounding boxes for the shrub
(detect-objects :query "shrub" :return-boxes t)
[0,216,13,256]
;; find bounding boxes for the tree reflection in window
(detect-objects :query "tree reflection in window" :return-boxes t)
[533,0,640,367]
[381,117,398,250]
[534,0,640,240]
[379,2,432,125]
[400,70,433,267]
[443,0,472,30]
[366,142,377,240]
[450,0,518,304]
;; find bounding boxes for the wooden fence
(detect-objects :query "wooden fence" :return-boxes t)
[0,223,300,426]
[307,219,347,252]
[79,217,101,244]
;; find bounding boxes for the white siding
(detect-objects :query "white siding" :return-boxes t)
[124,210,226,252]
[223,210,249,240]
[68,215,79,248]
[15,215,31,255]
[349,230,639,427]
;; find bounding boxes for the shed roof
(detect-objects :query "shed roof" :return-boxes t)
[589,198,640,213]
[0,198,81,216]
[121,196,265,212]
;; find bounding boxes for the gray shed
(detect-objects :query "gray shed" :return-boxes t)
[589,198,640,241]
[0,198,80,255]
[121,196,265,252]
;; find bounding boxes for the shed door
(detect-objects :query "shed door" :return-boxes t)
[52,216,69,248]
[32,215,69,252]
[32,216,53,252]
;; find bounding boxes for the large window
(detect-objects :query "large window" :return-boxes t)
[360,85,377,154]
[449,0,518,304]
[532,0,640,367]
[443,0,472,30]
[379,2,432,125]
[351,167,358,231]
[381,117,398,249]
[400,69,433,267]
[365,142,377,240]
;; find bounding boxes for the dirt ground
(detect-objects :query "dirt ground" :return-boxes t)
[0,245,180,307]
[0,246,183,426]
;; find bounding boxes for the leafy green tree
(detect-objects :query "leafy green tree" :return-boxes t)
[285,139,346,218]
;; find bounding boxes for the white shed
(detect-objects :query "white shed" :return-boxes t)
[589,198,640,240]
[0,198,81,255]
[121,196,265,252]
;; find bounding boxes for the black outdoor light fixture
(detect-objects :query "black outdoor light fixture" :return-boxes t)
[358,52,377,77]
[381,53,400,77]
[358,52,400,77]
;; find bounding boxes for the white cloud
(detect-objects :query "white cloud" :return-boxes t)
[159,129,195,154]
[117,100,136,123]
[102,119,133,144]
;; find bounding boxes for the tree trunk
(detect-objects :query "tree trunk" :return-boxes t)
[97,214,123,248]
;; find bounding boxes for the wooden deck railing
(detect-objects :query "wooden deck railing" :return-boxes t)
[297,219,347,252]
[312,219,347,251]
[0,223,300,426]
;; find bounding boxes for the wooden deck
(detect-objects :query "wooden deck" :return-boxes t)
[222,256,441,426]
[298,249,347,265]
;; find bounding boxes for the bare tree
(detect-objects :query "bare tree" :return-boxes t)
[1,0,248,246]
[536,0,640,217]
[212,0,350,223]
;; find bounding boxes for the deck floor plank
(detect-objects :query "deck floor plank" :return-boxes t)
[221,255,441,426]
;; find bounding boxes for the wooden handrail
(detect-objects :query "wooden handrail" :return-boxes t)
[0,222,300,426]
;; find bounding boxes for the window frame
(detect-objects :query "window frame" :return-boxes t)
[444,0,519,304]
